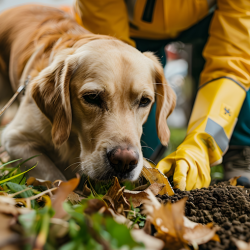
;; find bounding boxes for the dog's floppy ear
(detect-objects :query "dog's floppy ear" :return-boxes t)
[143,52,176,146]
[31,50,75,147]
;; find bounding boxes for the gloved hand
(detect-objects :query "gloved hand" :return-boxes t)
[157,132,212,190]
[157,78,246,190]
[157,0,250,190]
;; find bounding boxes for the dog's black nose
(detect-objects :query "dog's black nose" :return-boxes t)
[107,147,139,173]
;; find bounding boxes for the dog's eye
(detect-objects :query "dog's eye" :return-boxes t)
[139,97,151,107]
[83,93,102,107]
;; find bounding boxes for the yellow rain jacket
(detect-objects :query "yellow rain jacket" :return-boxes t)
[74,0,250,190]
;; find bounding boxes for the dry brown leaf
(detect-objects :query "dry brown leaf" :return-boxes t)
[103,177,130,214]
[143,219,152,235]
[131,229,164,250]
[124,183,165,207]
[52,175,80,219]
[84,199,112,216]
[184,224,219,246]
[235,239,250,250]
[82,182,91,197]
[0,213,20,250]
[229,176,241,186]
[75,180,92,198]
[108,208,134,228]
[0,202,20,217]
[132,183,150,191]
[0,151,10,163]
[143,191,218,250]
[141,166,174,196]
[49,218,69,239]
[67,192,81,205]
[26,177,52,189]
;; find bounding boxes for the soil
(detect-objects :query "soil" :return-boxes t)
[157,181,250,250]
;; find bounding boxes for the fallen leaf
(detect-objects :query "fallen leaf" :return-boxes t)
[141,165,174,196]
[235,239,250,250]
[0,213,20,250]
[124,183,165,207]
[84,199,111,216]
[229,176,241,186]
[131,229,164,250]
[67,192,81,204]
[103,177,130,214]
[0,151,10,163]
[26,177,52,189]
[143,218,152,235]
[143,191,218,250]
[132,183,150,191]
[184,224,219,246]
[0,196,17,205]
[0,202,20,217]
[82,181,92,197]
[49,218,69,239]
[108,208,134,228]
[52,175,80,219]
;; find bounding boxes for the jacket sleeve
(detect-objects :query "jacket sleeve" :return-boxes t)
[200,0,250,88]
[188,0,250,153]
[73,0,135,46]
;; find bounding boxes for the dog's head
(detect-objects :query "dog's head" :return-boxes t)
[31,38,176,181]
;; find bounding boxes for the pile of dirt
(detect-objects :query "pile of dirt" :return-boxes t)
[158,182,250,250]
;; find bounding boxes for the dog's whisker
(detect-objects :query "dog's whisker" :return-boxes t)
[72,163,82,173]
[140,139,149,146]
[141,145,154,151]
[64,161,82,171]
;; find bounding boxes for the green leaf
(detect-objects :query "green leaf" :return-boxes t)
[6,182,35,208]
[0,164,36,185]
[59,241,77,250]
[3,167,25,184]
[122,180,136,191]
[0,167,19,181]
[19,210,37,232]
[0,159,21,168]
[85,239,103,250]
[139,221,145,227]
[105,217,140,248]
[15,155,40,169]
[44,242,57,250]
[69,219,79,239]
[63,203,85,223]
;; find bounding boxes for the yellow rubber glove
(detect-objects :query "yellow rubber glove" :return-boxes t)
[157,0,250,191]
[157,79,246,190]
[158,133,211,191]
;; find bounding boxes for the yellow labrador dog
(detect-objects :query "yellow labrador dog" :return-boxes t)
[0,5,175,181]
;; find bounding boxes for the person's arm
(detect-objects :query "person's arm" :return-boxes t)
[73,0,135,47]
[157,0,250,190]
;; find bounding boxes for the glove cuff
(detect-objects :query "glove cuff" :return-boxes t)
[187,77,246,165]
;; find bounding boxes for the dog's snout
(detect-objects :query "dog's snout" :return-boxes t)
[107,147,139,173]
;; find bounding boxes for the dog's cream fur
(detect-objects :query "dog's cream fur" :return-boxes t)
[0,5,175,181]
